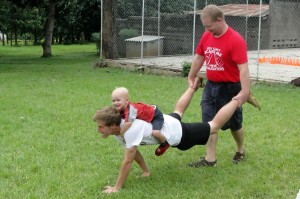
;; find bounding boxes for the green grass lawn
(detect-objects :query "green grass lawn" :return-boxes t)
[0,44,299,199]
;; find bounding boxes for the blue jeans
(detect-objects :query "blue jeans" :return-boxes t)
[151,107,164,130]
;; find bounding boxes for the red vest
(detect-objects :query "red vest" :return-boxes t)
[122,102,155,123]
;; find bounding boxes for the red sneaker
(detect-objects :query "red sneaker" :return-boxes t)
[155,142,170,156]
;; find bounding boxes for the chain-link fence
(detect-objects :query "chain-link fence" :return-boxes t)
[103,0,300,83]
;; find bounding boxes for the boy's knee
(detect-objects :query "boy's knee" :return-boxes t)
[152,130,160,136]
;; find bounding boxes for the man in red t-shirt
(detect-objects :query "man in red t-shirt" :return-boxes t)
[188,4,250,167]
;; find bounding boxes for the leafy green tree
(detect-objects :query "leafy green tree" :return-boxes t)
[116,0,195,18]
[19,7,43,45]
[0,0,12,46]
[0,0,45,46]
[55,0,101,44]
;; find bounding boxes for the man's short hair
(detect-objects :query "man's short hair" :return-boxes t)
[93,106,121,126]
[201,4,224,22]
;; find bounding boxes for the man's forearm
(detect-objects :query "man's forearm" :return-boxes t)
[239,64,250,93]
[188,54,205,88]
[113,147,137,191]
[114,160,133,190]
[189,56,204,77]
[236,63,250,105]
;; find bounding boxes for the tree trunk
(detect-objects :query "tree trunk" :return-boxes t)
[24,32,27,46]
[14,27,17,46]
[2,32,5,46]
[10,29,12,46]
[102,0,118,59]
[34,28,38,45]
[42,0,56,58]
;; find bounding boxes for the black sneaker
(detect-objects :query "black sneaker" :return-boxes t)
[232,152,245,164]
[188,157,217,168]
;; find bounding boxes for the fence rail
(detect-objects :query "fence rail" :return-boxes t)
[101,0,300,82]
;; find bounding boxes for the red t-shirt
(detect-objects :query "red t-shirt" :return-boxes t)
[195,27,248,82]
[121,102,155,123]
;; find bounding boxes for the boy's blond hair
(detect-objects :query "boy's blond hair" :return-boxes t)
[112,87,129,100]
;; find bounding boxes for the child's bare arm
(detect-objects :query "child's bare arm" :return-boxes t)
[120,121,132,135]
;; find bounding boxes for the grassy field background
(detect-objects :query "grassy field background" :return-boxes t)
[0,44,299,198]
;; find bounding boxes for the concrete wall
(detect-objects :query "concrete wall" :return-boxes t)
[269,0,300,49]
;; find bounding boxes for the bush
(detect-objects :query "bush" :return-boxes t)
[181,61,191,77]
[92,32,100,55]
[118,28,139,40]
[91,32,100,42]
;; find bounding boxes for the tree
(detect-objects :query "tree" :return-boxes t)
[102,0,118,59]
[1,0,46,46]
[116,0,195,18]
[42,0,56,57]
[0,0,11,46]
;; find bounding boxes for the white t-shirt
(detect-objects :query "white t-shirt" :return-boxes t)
[115,114,182,148]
